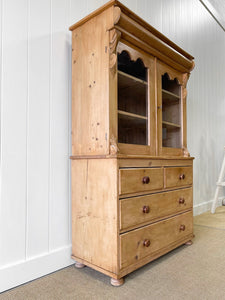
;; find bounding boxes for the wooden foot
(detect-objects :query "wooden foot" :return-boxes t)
[110,277,124,287]
[75,262,85,269]
[185,240,193,246]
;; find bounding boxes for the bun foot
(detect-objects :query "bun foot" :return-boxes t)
[110,277,124,287]
[185,240,193,246]
[75,262,85,268]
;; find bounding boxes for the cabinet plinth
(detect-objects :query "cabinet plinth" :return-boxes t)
[70,0,194,286]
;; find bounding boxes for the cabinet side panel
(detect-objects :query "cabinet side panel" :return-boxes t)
[71,159,118,273]
[71,8,113,156]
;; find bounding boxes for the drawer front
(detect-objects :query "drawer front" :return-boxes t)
[164,166,192,188]
[119,168,163,195]
[120,211,193,269]
[120,188,193,231]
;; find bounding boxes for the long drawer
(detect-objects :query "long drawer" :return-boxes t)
[119,168,163,196]
[120,211,193,269]
[120,188,193,231]
[164,166,192,188]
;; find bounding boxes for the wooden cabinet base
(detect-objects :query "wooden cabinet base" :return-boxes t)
[110,278,124,287]
[71,158,194,285]
[72,234,194,286]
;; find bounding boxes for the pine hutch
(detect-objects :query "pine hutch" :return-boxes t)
[69,0,195,286]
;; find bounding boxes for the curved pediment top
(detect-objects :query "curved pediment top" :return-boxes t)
[162,72,181,97]
[163,72,181,86]
[118,50,146,67]
[69,0,194,73]
[117,50,147,81]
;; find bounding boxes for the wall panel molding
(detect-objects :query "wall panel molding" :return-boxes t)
[0,0,225,292]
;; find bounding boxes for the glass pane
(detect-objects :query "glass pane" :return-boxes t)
[162,73,181,148]
[117,51,148,145]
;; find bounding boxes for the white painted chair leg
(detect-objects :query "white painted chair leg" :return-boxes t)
[211,187,220,214]
[211,147,225,214]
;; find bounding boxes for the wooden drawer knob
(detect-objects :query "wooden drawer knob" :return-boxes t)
[142,176,150,184]
[179,197,185,204]
[142,205,150,213]
[180,224,186,231]
[143,239,151,247]
[179,174,185,180]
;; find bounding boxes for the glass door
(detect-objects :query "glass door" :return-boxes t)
[118,50,147,145]
[157,62,185,156]
[116,43,155,155]
[162,73,181,148]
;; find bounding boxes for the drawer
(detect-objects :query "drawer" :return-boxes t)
[120,211,193,269]
[120,188,193,231]
[164,166,192,188]
[119,168,163,196]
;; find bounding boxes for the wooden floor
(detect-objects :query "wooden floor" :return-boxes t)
[194,206,225,229]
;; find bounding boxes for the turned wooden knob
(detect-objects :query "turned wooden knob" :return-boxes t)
[179,197,185,204]
[179,174,185,180]
[180,224,186,231]
[142,205,150,213]
[143,239,151,247]
[142,176,150,184]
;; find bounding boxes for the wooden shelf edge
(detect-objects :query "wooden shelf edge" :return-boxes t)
[118,70,147,85]
[162,121,181,128]
[70,154,195,160]
[162,89,180,99]
[118,110,147,120]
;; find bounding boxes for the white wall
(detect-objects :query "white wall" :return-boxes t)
[0,0,225,292]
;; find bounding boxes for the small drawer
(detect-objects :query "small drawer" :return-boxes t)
[164,166,192,188]
[120,211,193,269]
[119,168,163,196]
[120,188,193,231]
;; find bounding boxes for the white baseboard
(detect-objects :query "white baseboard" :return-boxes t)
[193,197,223,216]
[0,245,74,293]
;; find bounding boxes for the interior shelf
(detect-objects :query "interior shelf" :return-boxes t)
[118,70,147,85]
[161,73,182,149]
[118,111,147,145]
[162,121,181,128]
[162,89,180,101]
[118,70,147,117]
[118,110,147,120]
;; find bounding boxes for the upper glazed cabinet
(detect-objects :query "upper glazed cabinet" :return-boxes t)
[70,0,194,158]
